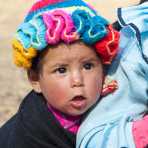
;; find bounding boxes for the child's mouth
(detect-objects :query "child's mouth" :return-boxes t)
[70,95,87,109]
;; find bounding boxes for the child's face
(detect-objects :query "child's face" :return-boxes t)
[31,42,103,116]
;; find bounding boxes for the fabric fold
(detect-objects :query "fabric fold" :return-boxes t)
[77,2,148,148]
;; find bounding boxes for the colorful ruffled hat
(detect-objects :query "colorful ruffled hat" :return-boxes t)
[12,0,119,69]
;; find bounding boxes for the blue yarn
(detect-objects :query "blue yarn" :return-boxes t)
[72,9,91,34]
[82,16,108,45]
[17,16,47,50]
[17,29,31,49]
[17,0,109,50]
[25,0,97,22]
[72,9,108,45]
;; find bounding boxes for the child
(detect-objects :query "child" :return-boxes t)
[77,1,148,148]
[0,0,119,148]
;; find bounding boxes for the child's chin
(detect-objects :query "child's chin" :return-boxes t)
[66,108,88,117]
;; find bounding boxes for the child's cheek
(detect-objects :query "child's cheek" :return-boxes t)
[47,83,70,101]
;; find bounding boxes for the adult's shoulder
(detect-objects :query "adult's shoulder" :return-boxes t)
[0,114,18,147]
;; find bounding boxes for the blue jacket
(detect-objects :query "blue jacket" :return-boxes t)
[77,2,148,148]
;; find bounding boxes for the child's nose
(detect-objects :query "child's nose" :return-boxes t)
[70,71,84,88]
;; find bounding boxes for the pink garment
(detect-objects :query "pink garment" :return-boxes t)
[48,105,81,134]
[132,115,148,148]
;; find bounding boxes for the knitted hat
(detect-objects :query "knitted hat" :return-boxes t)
[12,0,119,69]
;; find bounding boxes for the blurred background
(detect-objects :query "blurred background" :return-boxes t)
[0,0,139,126]
[0,0,34,126]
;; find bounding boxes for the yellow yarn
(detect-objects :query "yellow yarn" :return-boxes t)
[12,39,37,69]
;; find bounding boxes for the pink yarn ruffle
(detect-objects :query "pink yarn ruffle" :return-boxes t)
[43,10,79,44]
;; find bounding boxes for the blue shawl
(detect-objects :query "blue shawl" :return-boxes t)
[77,2,148,148]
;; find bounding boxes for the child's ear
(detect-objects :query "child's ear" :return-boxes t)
[27,70,42,93]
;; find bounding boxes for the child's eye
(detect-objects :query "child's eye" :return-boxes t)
[55,67,67,74]
[83,63,94,70]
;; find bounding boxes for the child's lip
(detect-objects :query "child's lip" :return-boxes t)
[72,95,86,100]
[70,95,87,109]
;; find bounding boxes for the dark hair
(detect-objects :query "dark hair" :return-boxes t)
[112,21,121,31]
[31,52,42,72]
[140,0,148,4]
[30,46,50,73]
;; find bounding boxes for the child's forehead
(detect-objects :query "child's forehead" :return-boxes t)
[42,42,99,62]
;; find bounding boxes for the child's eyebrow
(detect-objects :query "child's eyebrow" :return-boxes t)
[50,63,68,69]
[49,57,100,69]
[81,57,100,62]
